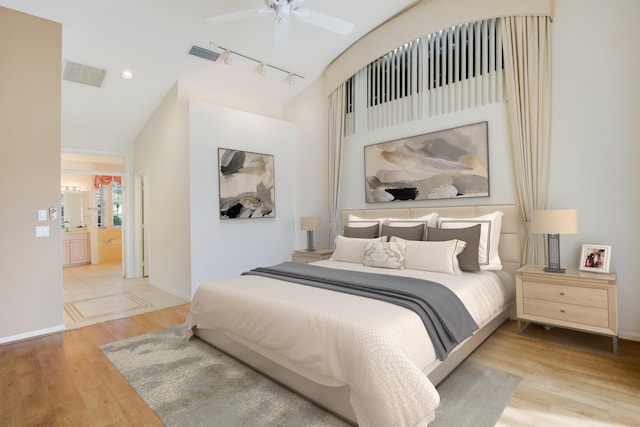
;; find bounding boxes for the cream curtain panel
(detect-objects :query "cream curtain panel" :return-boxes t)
[501,15,552,265]
[327,84,346,248]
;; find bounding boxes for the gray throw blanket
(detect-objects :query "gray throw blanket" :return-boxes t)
[243,262,478,361]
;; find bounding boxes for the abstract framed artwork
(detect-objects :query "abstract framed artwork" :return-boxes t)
[364,122,489,203]
[218,148,275,219]
[579,244,612,274]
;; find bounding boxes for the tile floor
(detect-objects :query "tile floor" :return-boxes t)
[63,263,189,330]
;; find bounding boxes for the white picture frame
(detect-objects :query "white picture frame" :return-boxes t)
[579,244,612,273]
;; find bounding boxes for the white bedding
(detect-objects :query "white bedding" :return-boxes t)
[186,260,514,427]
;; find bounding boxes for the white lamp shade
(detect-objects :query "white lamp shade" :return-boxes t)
[300,217,320,231]
[530,209,578,234]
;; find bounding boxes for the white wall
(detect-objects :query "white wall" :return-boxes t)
[189,101,297,293]
[283,79,331,249]
[549,0,640,339]
[134,84,192,300]
[286,0,640,340]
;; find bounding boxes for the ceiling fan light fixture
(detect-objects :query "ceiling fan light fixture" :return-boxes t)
[205,0,354,53]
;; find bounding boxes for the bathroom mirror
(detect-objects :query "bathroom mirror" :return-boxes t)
[61,191,84,229]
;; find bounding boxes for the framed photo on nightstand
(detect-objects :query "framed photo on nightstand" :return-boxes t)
[579,244,612,273]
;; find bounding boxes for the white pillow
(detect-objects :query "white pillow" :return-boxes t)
[391,237,466,275]
[387,213,440,229]
[363,240,406,269]
[438,211,503,270]
[332,235,387,264]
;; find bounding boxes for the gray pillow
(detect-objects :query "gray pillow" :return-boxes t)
[343,224,379,238]
[426,225,481,272]
[381,223,425,241]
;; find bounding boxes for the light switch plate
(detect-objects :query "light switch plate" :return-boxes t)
[35,225,50,237]
[38,209,48,221]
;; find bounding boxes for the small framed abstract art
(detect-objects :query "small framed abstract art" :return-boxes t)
[364,122,489,203]
[579,244,612,274]
[218,148,275,219]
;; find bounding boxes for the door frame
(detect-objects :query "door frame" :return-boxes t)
[133,169,150,278]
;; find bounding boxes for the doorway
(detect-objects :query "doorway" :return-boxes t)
[61,152,128,326]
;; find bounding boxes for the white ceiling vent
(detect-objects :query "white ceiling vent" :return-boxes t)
[62,60,107,87]
[188,45,221,62]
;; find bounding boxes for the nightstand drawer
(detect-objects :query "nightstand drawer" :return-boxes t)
[522,281,608,308]
[523,298,609,328]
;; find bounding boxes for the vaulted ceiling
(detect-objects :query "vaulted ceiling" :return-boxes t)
[0,0,419,149]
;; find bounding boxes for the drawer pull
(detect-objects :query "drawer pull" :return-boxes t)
[560,309,565,313]
[560,292,565,296]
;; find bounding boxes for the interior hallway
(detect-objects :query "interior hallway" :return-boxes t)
[63,263,188,329]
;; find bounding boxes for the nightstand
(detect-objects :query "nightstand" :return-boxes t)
[516,264,618,354]
[291,249,333,264]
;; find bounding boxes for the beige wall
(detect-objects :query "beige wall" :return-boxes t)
[98,228,122,264]
[0,7,64,341]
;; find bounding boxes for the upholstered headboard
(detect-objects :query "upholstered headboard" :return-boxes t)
[340,204,521,277]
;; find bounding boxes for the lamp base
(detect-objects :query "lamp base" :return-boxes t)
[305,230,315,252]
[545,233,565,273]
[543,266,566,273]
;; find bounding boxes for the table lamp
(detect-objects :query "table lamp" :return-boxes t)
[300,217,320,252]
[530,209,578,273]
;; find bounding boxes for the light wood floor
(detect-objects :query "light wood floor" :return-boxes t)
[1,305,639,426]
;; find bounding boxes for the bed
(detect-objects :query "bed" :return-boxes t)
[186,204,520,426]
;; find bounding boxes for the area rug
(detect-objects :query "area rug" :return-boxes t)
[101,327,521,427]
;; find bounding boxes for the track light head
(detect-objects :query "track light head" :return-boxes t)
[286,73,295,85]
[223,50,232,65]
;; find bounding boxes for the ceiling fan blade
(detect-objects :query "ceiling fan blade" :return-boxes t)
[273,18,289,51]
[205,8,271,25]
[294,9,354,35]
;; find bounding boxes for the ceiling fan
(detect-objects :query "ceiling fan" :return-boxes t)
[205,0,354,51]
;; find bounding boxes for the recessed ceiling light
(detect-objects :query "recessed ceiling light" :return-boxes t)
[120,70,134,80]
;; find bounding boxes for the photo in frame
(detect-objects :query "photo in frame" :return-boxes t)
[579,244,612,273]
[218,148,275,219]
[364,122,489,203]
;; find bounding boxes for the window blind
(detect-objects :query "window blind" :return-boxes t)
[345,18,504,136]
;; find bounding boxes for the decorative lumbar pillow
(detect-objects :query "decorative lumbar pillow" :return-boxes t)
[387,213,440,228]
[438,211,504,270]
[363,239,407,269]
[343,224,380,239]
[426,224,482,272]
[332,235,387,264]
[381,223,425,241]
[392,237,466,275]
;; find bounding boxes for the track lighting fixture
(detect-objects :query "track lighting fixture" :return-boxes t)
[213,45,303,84]
[223,50,232,65]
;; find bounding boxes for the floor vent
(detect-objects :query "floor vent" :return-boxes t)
[188,45,220,62]
[63,60,107,87]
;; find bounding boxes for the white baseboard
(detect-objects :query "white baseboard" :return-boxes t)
[0,324,66,345]
[149,280,191,302]
[619,331,640,342]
